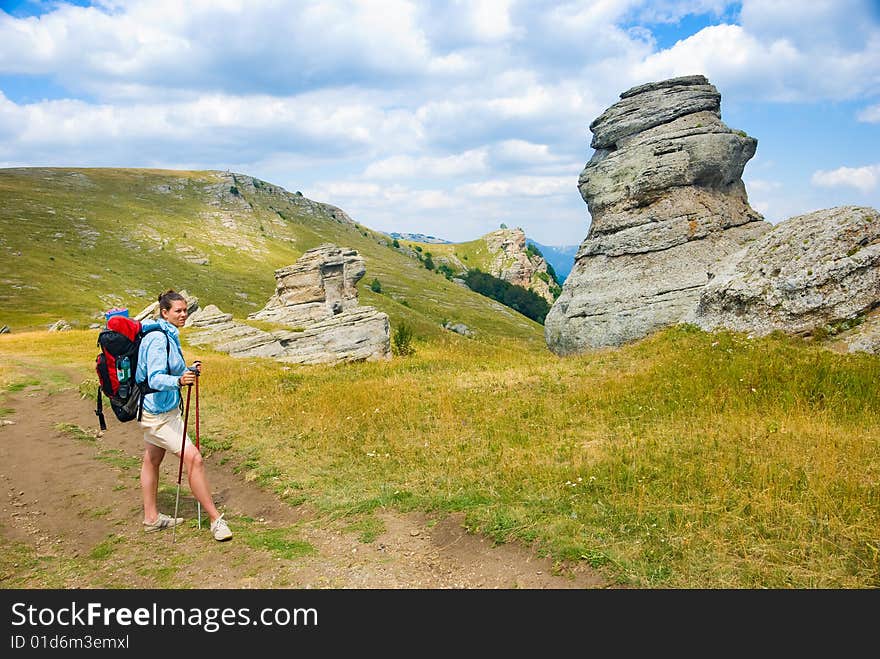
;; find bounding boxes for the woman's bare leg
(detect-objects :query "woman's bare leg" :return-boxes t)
[181,443,221,522]
[141,443,166,523]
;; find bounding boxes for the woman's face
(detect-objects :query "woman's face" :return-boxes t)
[161,300,188,328]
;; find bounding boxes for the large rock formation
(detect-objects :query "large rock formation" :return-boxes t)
[690,206,880,337]
[545,75,770,353]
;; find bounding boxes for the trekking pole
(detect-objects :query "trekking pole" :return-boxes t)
[172,380,193,544]
[194,362,201,529]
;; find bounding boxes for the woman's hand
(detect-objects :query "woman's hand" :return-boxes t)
[179,370,198,387]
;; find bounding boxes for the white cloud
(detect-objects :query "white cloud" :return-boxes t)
[311,181,456,207]
[420,0,521,48]
[857,104,880,123]
[458,175,572,198]
[630,0,730,24]
[744,179,782,194]
[0,91,424,161]
[363,149,488,180]
[739,0,878,51]
[464,0,519,42]
[633,24,803,99]
[811,165,880,193]
[492,140,558,164]
[0,0,443,97]
[632,7,880,101]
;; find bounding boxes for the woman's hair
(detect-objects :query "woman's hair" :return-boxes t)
[158,289,186,312]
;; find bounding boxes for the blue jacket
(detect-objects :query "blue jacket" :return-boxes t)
[136,319,187,414]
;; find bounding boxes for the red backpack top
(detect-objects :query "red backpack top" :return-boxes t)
[94,316,168,430]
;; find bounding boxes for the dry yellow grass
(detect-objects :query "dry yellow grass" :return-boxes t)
[2,324,878,588]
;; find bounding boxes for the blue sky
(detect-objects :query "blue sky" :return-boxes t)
[0,1,878,246]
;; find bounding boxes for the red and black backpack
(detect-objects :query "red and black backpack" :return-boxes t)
[95,316,169,430]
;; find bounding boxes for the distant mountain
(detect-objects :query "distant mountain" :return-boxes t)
[389,232,452,244]
[527,240,578,283]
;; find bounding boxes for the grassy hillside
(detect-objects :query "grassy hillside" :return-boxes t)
[400,234,507,276]
[0,167,543,347]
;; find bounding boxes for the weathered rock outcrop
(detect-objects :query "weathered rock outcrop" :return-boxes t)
[545,75,770,353]
[690,206,880,336]
[248,244,365,326]
[484,228,556,303]
[186,303,390,365]
[185,245,391,365]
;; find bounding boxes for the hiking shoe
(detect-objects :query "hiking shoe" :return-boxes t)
[143,512,184,532]
[211,514,233,541]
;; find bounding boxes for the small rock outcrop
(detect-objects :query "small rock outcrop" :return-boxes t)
[442,321,474,337]
[484,228,557,303]
[690,206,880,336]
[546,75,770,354]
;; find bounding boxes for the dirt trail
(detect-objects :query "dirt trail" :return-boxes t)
[0,380,610,589]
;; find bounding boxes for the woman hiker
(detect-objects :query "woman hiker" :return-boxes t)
[136,289,233,541]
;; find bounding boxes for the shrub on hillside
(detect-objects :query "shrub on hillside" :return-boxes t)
[437,263,455,280]
[391,321,415,356]
[463,269,550,324]
[369,278,382,293]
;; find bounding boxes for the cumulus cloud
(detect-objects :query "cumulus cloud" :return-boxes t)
[0,91,424,163]
[363,149,488,180]
[811,165,880,193]
[0,0,443,97]
[629,0,731,24]
[458,175,572,198]
[631,1,880,101]
[739,0,878,51]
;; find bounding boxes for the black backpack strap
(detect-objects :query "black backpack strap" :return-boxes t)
[137,384,145,422]
[95,385,107,431]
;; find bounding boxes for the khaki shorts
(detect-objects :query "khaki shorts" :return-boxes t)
[138,409,194,455]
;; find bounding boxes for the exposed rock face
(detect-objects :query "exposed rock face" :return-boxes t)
[186,304,391,365]
[690,206,880,336]
[185,245,391,365]
[248,244,366,326]
[545,75,770,353]
[843,309,880,354]
[484,228,556,303]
